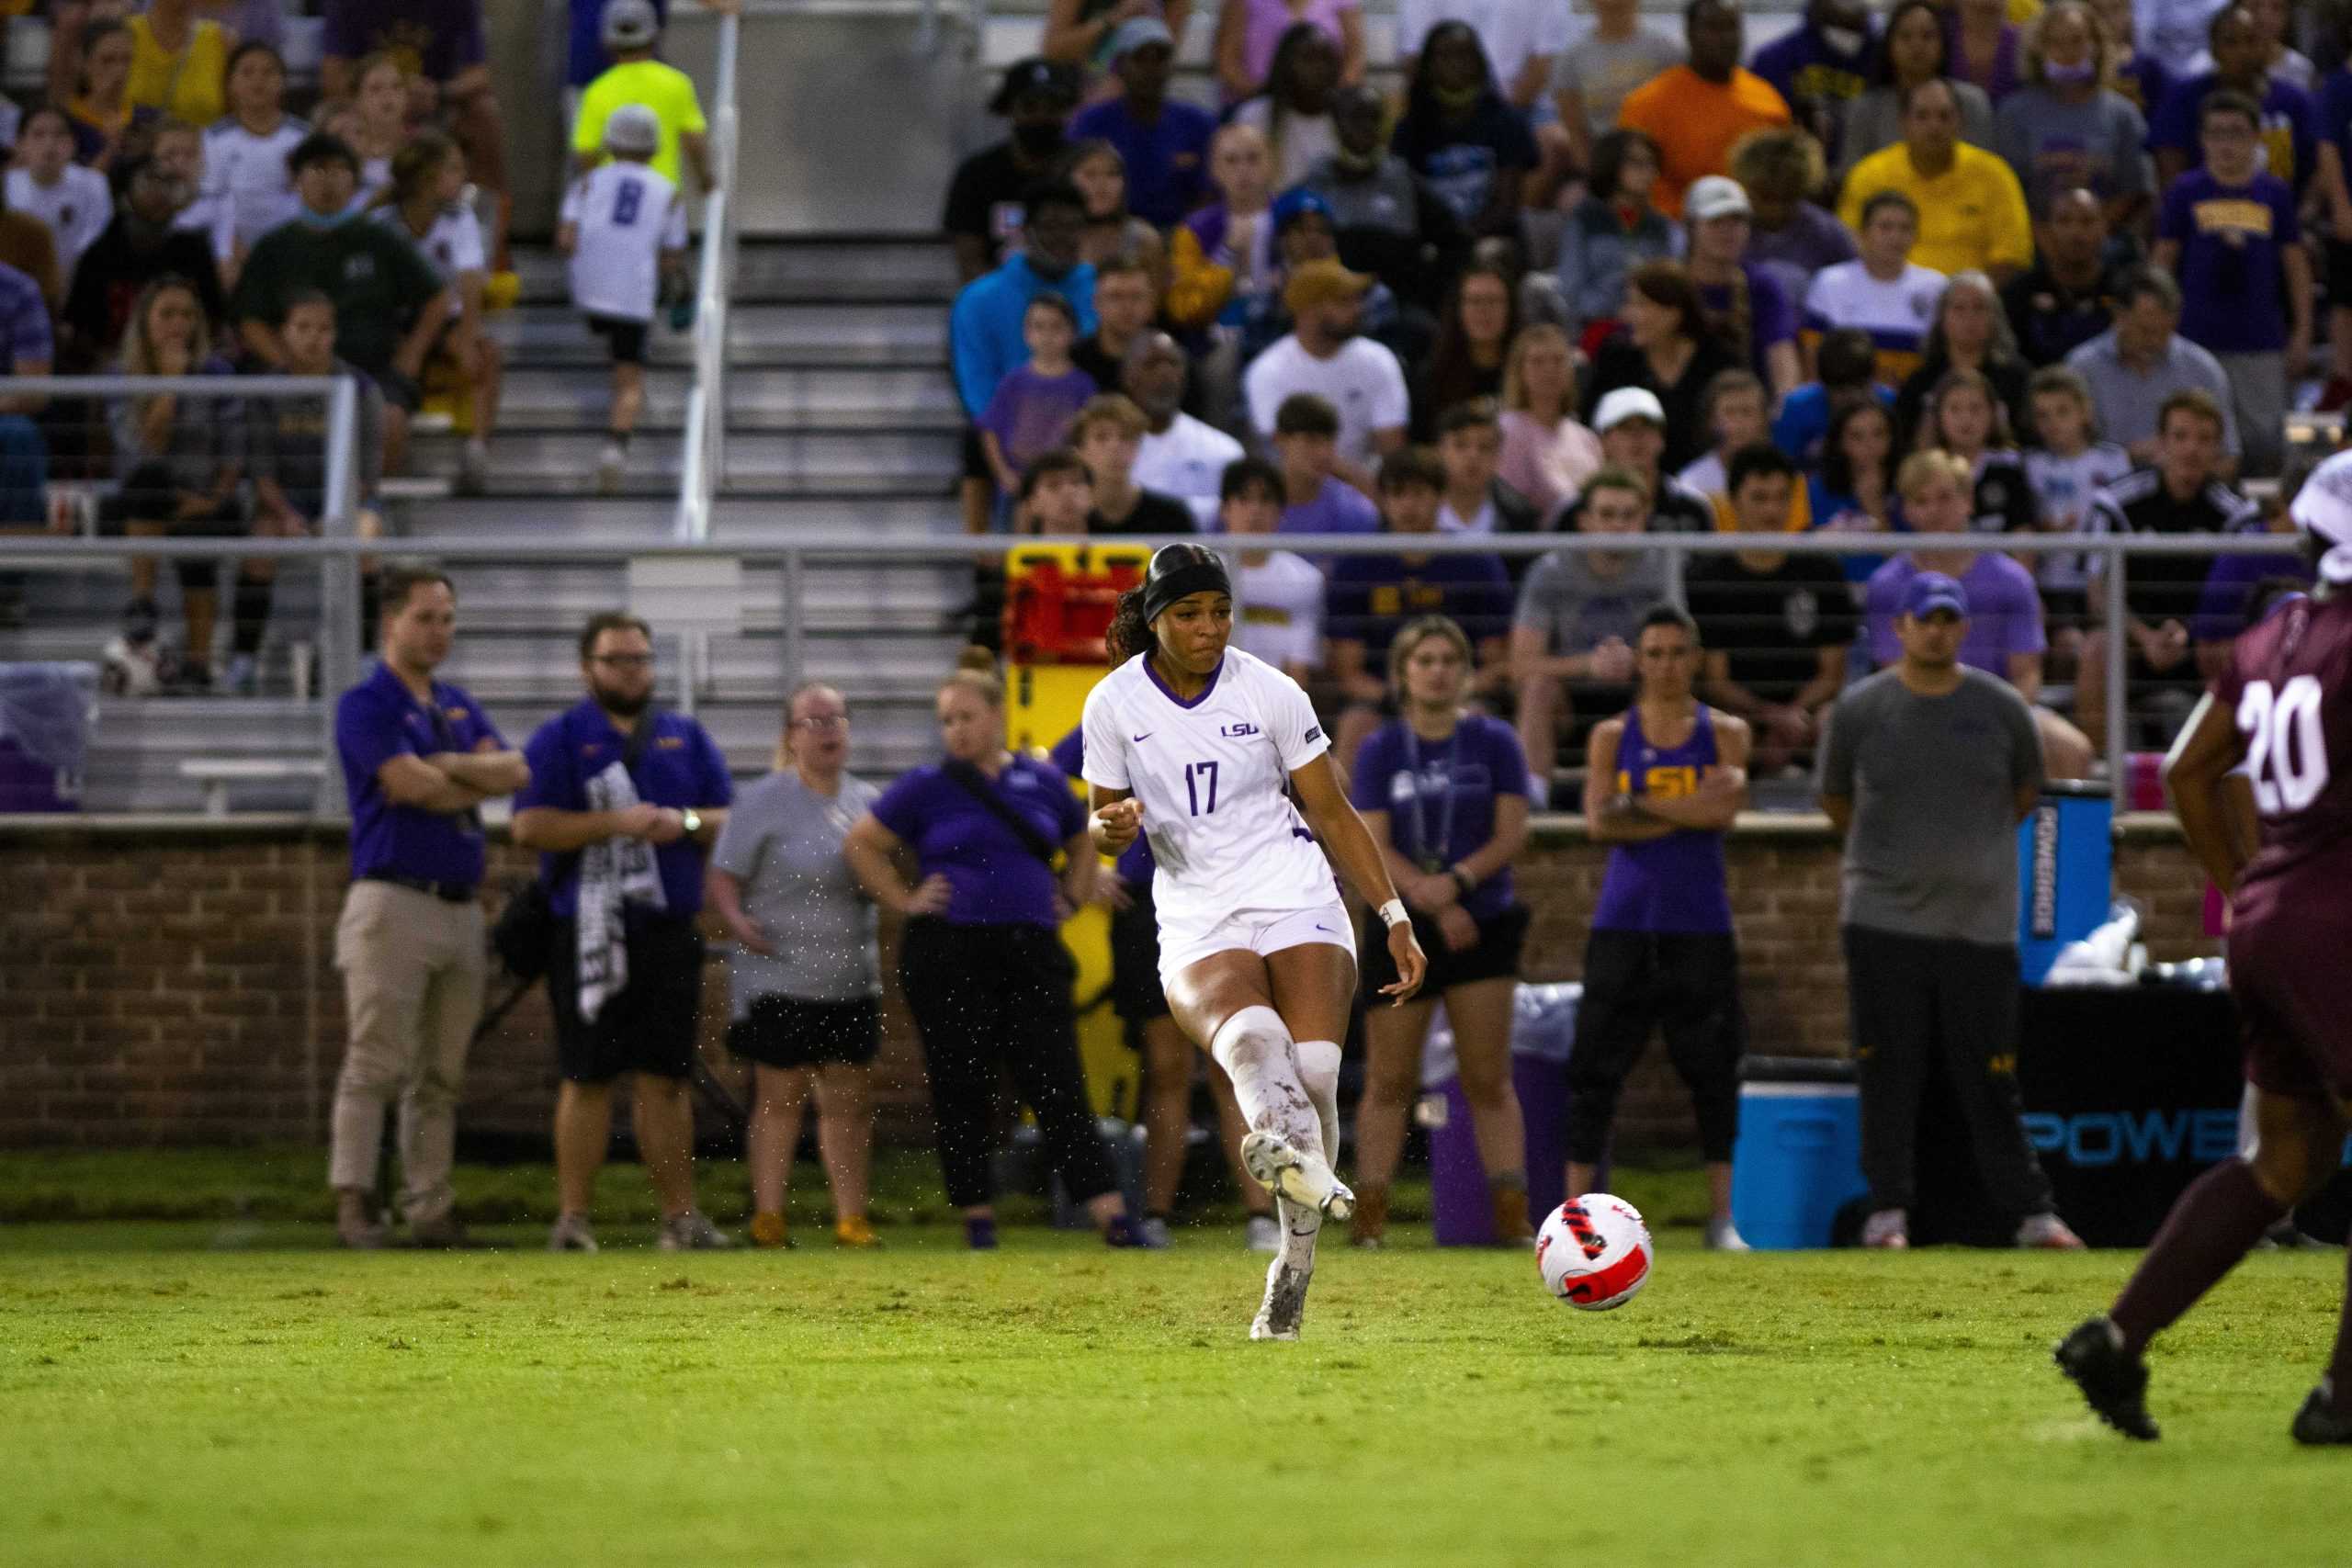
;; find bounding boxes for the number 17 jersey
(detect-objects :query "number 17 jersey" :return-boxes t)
[2214,590,2352,890]
[1080,649,1337,931]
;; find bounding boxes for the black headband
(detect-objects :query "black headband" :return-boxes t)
[1142,558,1231,624]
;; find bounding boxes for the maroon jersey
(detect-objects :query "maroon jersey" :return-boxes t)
[2213,591,2352,890]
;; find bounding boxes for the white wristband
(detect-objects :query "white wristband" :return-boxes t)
[1377,898,1409,930]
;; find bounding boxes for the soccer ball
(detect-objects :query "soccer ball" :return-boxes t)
[1536,1194,1653,1311]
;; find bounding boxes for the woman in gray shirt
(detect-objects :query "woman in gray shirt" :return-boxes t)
[708,682,885,1249]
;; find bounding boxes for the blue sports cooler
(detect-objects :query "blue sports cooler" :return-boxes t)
[2016,783,2114,985]
[1730,1058,1867,1249]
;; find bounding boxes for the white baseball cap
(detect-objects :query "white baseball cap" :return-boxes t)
[1593,387,1668,434]
[2290,447,2352,583]
[1685,175,1752,223]
[604,103,662,156]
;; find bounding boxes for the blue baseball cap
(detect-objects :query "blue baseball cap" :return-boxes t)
[1901,571,1969,619]
[1271,185,1335,234]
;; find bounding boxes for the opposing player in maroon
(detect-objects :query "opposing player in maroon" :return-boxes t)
[2056,450,2352,1445]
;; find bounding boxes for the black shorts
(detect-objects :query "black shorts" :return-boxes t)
[1109,887,1170,1024]
[97,461,244,532]
[547,913,706,1082]
[727,993,880,1069]
[586,312,650,366]
[1360,901,1529,996]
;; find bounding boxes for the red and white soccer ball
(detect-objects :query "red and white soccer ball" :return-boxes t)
[1536,1194,1653,1311]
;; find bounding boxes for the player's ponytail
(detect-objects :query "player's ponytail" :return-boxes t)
[1105,583,1152,663]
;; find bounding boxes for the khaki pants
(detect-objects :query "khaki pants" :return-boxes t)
[329,879,487,1223]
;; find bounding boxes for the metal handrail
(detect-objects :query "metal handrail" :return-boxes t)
[674,9,741,543]
[3,528,2308,818]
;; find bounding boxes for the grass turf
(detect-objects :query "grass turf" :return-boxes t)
[4,1157,2349,1566]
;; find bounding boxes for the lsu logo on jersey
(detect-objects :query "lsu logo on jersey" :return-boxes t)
[1221,722,1259,739]
[1617,764,1700,799]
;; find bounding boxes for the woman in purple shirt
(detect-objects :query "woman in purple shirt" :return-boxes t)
[843,667,1141,1250]
[1347,615,1533,1247]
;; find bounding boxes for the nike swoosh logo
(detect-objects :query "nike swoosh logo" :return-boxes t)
[1314,924,1335,933]
[1132,732,1153,742]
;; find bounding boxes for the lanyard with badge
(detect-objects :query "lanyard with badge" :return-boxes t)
[1403,727,1459,876]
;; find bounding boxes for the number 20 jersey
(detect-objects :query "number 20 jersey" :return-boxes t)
[1080,649,1338,931]
[2214,589,2352,890]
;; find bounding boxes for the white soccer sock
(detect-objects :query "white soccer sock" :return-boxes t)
[1295,1040,1342,1172]
[1273,1194,1321,1277]
[1210,1005,1320,1156]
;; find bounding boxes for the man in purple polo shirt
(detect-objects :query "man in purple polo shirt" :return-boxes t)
[513,612,736,1253]
[329,562,529,1248]
[1864,449,2095,776]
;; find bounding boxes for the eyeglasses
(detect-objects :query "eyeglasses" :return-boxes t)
[791,714,848,731]
[591,654,656,670]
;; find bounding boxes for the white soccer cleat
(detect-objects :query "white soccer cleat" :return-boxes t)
[1250,1261,1311,1341]
[1239,1130,1354,1224]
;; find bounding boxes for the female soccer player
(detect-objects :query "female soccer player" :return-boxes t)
[1084,544,1427,1339]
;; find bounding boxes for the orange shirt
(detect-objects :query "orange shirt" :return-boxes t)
[1616,66,1792,219]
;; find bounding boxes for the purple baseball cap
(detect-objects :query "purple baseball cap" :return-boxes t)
[1901,570,1969,619]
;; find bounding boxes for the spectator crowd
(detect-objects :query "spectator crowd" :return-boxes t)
[0,0,730,696]
[946,0,2352,787]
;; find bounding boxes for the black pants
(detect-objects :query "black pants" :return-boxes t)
[899,918,1117,1211]
[1566,930,1745,1164]
[1843,924,2053,1216]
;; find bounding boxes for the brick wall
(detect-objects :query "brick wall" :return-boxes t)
[0,817,2221,1151]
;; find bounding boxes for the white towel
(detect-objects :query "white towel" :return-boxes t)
[575,759,668,1022]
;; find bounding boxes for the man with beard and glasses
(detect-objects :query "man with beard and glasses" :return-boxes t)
[513,613,737,1253]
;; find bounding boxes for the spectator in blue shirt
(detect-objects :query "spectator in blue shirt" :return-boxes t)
[327,563,528,1248]
[2152,87,2312,478]
[842,666,1141,1251]
[1069,19,1217,228]
[948,180,1099,419]
[513,612,737,1254]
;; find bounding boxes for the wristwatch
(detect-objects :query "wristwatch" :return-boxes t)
[681,808,703,837]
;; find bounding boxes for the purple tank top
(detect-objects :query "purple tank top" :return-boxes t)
[1590,705,1734,934]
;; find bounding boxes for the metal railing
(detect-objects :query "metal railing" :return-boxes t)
[0,526,2307,816]
[674,8,741,544]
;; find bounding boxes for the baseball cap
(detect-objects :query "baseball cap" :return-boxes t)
[601,0,659,50]
[604,103,662,156]
[1592,387,1666,434]
[1283,255,1373,314]
[1106,17,1175,60]
[1270,185,1334,235]
[2290,448,2352,583]
[1901,570,1970,619]
[1685,175,1752,223]
[989,57,1081,114]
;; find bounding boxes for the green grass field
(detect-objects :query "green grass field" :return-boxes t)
[4,1154,2348,1568]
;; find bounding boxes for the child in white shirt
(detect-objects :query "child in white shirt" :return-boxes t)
[558,104,685,494]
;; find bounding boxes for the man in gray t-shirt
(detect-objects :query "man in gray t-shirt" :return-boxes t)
[1510,465,1671,795]
[1817,570,2078,1251]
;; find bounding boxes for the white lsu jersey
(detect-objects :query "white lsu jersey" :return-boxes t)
[1080,648,1337,930]
[560,163,686,324]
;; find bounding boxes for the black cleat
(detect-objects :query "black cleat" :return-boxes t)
[2290,1383,2352,1445]
[2054,1315,2160,1440]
